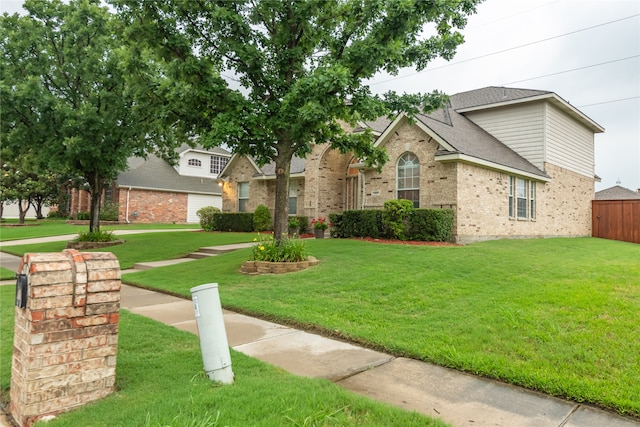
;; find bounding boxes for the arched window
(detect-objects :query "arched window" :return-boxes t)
[397,152,420,208]
[187,158,202,167]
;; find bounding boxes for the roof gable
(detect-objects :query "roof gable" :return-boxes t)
[117,155,221,195]
[595,185,640,200]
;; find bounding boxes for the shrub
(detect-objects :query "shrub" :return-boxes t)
[47,210,67,218]
[331,210,382,238]
[382,199,414,240]
[408,209,454,242]
[297,216,309,234]
[100,202,120,221]
[253,205,272,232]
[76,211,90,220]
[75,230,116,242]
[211,212,254,232]
[196,206,221,231]
[251,233,307,262]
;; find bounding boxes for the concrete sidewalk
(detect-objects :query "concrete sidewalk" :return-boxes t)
[1,239,639,426]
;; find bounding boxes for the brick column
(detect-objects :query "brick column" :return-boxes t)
[10,249,120,427]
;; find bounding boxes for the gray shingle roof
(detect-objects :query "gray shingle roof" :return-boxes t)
[116,155,221,195]
[449,86,552,110]
[257,156,306,176]
[595,185,640,200]
[415,102,549,179]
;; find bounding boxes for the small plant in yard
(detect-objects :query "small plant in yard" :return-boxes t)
[75,230,116,242]
[251,233,307,262]
[310,217,329,230]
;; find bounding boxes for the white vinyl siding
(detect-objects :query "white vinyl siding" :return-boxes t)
[187,194,222,223]
[545,103,595,178]
[464,103,545,170]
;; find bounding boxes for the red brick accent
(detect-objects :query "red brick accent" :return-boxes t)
[10,251,120,427]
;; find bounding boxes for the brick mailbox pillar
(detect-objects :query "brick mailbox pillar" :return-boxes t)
[10,249,120,427]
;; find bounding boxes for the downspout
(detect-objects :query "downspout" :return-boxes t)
[360,170,365,210]
[125,187,131,223]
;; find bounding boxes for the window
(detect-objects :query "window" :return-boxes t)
[508,176,536,220]
[288,181,298,215]
[238,182,249,212]
[188,158,202,167]
[210,155,229,175]
[397,152,420,208]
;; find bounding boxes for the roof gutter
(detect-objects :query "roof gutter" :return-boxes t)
[436,153,551,182]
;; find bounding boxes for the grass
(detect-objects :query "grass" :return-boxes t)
[1,231,254,270]
[0,219,199,242]
[0,286,445,427]
[0,268,15,280]
[122,237,640,417]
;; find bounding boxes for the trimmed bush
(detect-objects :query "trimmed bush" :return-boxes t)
[211,212,254,232]
[408,209,454,242]
[331,210,383,238]
[76,230,116,242]
[297,216,309,234]
[196,206,222,231]
[382,199,414,240]
[253,205,272,232]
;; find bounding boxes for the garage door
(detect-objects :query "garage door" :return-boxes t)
[187,194,222,223]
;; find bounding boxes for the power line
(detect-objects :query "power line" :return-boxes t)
[369,13,640,87]
[502,55,640,86]
[578,96,640,108]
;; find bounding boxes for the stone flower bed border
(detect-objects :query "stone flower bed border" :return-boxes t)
[66,240,125,250]
[241,256,319,275]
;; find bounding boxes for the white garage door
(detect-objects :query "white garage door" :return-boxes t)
[187,194,222,223]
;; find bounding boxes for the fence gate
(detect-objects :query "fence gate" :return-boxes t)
[592,200,640,244]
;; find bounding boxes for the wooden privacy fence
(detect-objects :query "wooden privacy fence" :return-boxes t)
[592,200,640,244]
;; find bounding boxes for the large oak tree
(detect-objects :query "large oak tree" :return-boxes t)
[0,0,176,232]
[113,0,481,238]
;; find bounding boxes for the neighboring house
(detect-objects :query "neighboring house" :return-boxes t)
[595,185,640,200]
[219,86,605,243]
[114,145,231,223]
[592,185,640,244]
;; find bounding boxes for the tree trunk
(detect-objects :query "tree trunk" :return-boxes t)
[88,173,105,233]
[272,154,293,241]
[18,199,30,224]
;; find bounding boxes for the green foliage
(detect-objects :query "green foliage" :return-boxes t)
[408,209,454,242]
[311,217,329,230]
[382,199,416,240]
[100,202,120,221]
[287,217,300,229]
[330,211,383,238]
[251,234,308,262]
[296,216,309,234]
[112,0,481,238]
[76,230,116,242]
[47,210,67,219]
[196,206,221,231]
[210,213,254,232]
[0,1,181,232]
[76,212,91,221]
[253,204,272,232]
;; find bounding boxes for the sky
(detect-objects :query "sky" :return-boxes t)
[366,0,640,192]
[2,0,638,192]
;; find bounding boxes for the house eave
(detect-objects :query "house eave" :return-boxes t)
[252,172,306,181]
[456,93,605,133]
[436,153,551,182]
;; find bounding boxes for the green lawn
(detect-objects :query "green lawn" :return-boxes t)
[0,219,199,242]
[0,287,444,427]
[123,237,640,417]
[1,231,254,269]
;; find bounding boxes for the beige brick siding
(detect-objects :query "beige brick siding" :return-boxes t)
[221,157,268,213]
[454,162,593,243]
[117,189,187,223]
[360,118,457,210]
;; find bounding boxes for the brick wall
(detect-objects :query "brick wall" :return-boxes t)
[455,162,593,243]
[361,118,457,210]
[118,189,187,223]
[10,249,120,427]
[221,157,268,213]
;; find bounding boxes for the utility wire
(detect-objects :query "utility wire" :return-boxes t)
[501,55,640,85]
[578,96,640,108]
[369,14,640,87]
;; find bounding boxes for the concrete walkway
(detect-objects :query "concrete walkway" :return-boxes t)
[1,236,638,427]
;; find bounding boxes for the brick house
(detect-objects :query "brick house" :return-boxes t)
[68,145,230,223]
[218,87,604,243]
